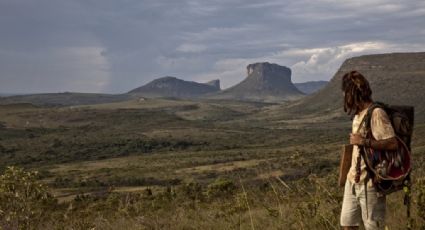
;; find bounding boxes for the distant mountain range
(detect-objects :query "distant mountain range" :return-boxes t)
[0,93,130,106]
[204,79,220,89]
[0,93,18,97]
[0,62,325,105]
[294,81,328,94]
[3,52,423,110]
[129,63,325,102]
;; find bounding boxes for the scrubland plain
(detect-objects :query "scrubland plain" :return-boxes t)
[0,98,424,229]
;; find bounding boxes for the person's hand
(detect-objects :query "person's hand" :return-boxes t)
[350,133,365,146]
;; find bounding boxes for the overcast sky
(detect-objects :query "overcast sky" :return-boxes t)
[1,0,424,94]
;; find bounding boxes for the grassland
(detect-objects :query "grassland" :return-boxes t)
[0,98,424,229]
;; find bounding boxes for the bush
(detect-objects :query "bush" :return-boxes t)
[206,178,236,199]
[178,182,204,201]
[0,166,56,229]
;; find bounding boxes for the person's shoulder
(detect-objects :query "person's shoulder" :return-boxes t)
[372,107,386,113]
[371,107,390,122]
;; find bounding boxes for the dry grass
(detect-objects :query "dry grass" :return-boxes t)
[79,98,197,110]
[48,155,146,173]
[175,158,267,174]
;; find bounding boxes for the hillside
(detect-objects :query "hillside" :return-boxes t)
[207,62,304,102]
[128,76,220,98]
[284,52,425,121]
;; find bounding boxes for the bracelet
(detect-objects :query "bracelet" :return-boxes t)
[364,138,372,148]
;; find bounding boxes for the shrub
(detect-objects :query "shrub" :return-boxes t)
[206,178,236,199]
[0,166,56,229]
[178,182,204,201]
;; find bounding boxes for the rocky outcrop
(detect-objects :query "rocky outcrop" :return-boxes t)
[128,76,220,99]
[206,62,304,102]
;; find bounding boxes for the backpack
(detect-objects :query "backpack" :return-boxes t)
[360,102,414,195]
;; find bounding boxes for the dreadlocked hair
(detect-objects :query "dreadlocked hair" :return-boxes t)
[341,70,372,115]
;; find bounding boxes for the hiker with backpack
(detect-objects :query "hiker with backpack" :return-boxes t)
[339,71,412,230]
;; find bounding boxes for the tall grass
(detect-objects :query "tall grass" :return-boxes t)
[1,166,424,229]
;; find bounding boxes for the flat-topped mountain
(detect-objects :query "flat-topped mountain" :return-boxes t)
[207,62,304,102]
[128,76,220,98]
[286,52,425,120]
[294,81,328,95]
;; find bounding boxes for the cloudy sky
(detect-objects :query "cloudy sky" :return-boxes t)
[1,0,424,94]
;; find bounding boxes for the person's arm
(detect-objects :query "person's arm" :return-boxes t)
[350,107,398,151]
[350,134,398,150]
[364,136,398,151]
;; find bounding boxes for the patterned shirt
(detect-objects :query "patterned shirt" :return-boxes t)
[347,107,396,186]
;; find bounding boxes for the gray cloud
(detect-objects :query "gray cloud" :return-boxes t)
[0,0,424,93]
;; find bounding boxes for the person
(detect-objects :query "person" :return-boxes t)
[340,70,398,230]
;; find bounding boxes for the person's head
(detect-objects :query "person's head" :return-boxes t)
[341,70,372,115]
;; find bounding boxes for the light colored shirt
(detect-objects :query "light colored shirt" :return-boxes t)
[347,107,396,186]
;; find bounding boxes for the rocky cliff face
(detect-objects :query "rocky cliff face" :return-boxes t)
[286,52,425,121]
[207,62,304,102]
[128,76,220,99]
